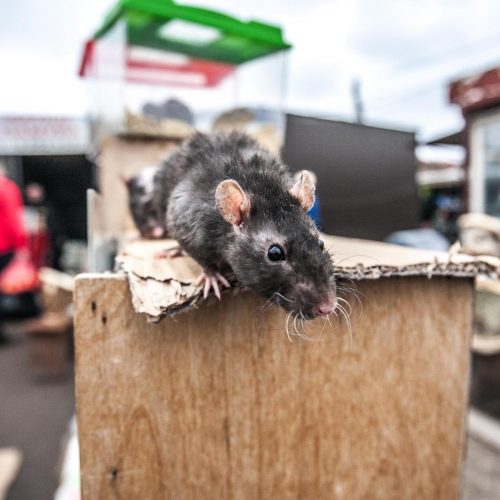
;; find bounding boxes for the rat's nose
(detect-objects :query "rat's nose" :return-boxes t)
[314,293,337,316]
[315,304,332,316]
[315,300,335,316]
[151,226,164,238]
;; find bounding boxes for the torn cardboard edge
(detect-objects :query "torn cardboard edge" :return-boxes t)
[111,235,500,323]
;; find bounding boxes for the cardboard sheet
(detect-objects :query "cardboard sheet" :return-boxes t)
[116,235,500,322]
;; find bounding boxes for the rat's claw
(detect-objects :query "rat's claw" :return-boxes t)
[196,270,231,300]
[216,273,230,289]
[211,279,221,300]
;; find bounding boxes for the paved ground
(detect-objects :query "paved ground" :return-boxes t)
[0,328,74,500]
[0,327,499,500]
[464,436,500,500]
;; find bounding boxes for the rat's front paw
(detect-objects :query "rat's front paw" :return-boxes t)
[196,270,231,300]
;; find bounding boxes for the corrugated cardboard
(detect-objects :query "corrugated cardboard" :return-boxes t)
[116,235,499,322]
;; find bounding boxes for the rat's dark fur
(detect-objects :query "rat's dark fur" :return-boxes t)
[165,132,336,319]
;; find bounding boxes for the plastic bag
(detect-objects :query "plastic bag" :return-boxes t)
[0,254,40,294]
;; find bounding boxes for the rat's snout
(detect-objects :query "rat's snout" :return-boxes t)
[291,282,337,318]
[314,291,337,317]
[315,300,334,317]
[151,226,165,238]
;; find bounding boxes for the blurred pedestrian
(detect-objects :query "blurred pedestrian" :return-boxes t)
[24,183,50,269]
[0,165,28,342]
[24,182,65,270]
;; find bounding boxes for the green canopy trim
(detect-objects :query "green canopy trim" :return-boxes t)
[93,0,292,65]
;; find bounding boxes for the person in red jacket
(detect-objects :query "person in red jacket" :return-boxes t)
[0,166,28,341]
[0,170,27,267]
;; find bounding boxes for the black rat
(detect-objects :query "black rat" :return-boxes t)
[123,165,167,239]
[162,131,337,319]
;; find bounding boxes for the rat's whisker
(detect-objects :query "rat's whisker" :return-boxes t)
[298,310,313,339]
[337,296,352,315]
[257,296,275,327]
[300,318,307,336]
[293,313,300,337]
[261,295,276,312]
[274,292,295,303]
[336,304,353,350]
[300,311,312,336]
[298,310,305,333]
[341,291,362,311]
[326,314,334,331]
[341,308,353,350]
[299,310,308,328]
[313,317,329,350]
[337,279,365,306]
[337,305,348,326]
[337,303,352,331]
[335,311,341,325]
[334,253,383,266]
[336,276,358,288]
[262,299,279,313]
[337,282,361,297]
[325,312,336,331]
[337,282,363,319]
[294,313,314,341]
[337,284,362,301]
[284,310,293,342]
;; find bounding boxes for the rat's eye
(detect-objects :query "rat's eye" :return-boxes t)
[318,239,325,251]
[267,244,286,262]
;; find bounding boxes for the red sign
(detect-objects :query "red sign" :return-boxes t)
[0,116,90,154]
[450,67,500,114]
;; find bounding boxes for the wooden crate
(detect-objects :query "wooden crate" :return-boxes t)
[74,274,473,499]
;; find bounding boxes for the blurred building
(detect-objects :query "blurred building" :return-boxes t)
[283,114,419,241]
[416,160,464,242]
[432,66,500,217]
[0,116,95,270]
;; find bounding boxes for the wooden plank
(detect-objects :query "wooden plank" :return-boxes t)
[74,275,473,499]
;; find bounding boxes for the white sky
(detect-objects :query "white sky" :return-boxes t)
[1,0,500,160]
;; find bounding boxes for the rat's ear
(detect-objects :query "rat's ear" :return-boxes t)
[290,170,315,211]
[215,179,251,226]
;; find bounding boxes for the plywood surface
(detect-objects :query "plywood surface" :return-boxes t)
[74,275,473,500]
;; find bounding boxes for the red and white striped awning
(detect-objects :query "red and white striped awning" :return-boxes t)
[79,40,234,88]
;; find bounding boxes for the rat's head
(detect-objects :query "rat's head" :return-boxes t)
[122,168,165,239]
[215,170,336,320]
